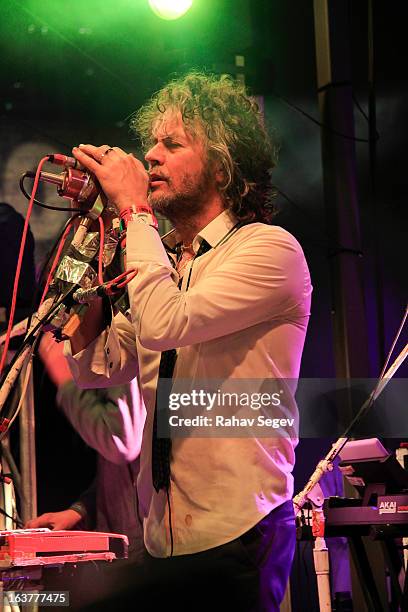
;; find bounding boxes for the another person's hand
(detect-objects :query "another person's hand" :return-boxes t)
[39,332,72,388]
[25,509,82,530]
[72,144,150,213]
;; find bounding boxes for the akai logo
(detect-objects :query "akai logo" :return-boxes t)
[379,501,397,515]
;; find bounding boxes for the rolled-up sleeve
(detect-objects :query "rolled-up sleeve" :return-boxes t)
[65,310,139,389]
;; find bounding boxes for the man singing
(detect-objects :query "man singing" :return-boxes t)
[65,72,312,610]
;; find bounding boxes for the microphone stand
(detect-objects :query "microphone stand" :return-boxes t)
[0,295,67,424]
[293,308,408,611]
[0,196,105,434]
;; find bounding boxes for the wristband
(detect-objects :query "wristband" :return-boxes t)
[69,501,87,519]
[119,205,158,231]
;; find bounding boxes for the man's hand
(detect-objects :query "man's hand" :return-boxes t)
[72,144,150,213]
[39,332,72,388]
[25,509,82,530]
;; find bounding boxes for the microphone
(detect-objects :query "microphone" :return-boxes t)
[37,167,100,205]
[73,285,106,303]
[23,153,101,208]
[47,153,80,168]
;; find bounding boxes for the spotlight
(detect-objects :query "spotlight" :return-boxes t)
[148,0,193,21]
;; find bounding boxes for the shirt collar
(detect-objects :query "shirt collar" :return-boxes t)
[162,209,239,255]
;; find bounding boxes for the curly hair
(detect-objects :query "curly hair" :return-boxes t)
[131,72,277,224]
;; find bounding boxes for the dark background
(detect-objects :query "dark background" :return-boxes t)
[1,1,407,608]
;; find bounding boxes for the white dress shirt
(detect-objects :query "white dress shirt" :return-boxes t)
[66,209,312,557]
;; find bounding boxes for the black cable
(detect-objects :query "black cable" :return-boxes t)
[19,172,83,212]
[275,187,328,239]
[0,506,24,528]
[0,294,77,438]
[275,186,363,256]
[271,89,379,143]
[0,289,74,392]
[166,486,174,557]
[351,91,380,141]
[0,334,42,429]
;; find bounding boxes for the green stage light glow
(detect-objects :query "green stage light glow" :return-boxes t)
[148,0,193,21]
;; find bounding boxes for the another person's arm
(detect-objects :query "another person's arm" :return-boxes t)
[69,298,105,355]
[57,380,144,463]
[26,479,97,531]
[65,308,140,390]
[40,334,145,463]
[26,509,83,530]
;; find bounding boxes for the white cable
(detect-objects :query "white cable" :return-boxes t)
[0,348,34,441]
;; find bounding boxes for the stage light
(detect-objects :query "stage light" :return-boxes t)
[148,0,193,21]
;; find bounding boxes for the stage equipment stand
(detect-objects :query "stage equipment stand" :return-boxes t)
[313,0,371,384]
[1,349,38,612]
[18,357,37,524]
[313,4,380,607]
[294,338,408,611]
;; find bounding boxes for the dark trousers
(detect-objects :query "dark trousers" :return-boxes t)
[81,500,295,612]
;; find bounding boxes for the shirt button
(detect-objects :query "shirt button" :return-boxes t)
[109,362,113,369]
[185,514,192,527]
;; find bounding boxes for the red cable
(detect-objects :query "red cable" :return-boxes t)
[115,268,137,288]
[39,216,77,306]
[0,156,50,376]
[98,215,105,284]
[41,213,106,304]
[105,268,138,294]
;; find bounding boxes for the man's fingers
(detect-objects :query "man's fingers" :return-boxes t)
[128,152,147,171]
[71,143,149,209]
[110,146,128,159]
[72,147,101,174]
[76,144,127,161]
[26,513,53,528]
[72,144,131,174]
[77,143,111,158]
